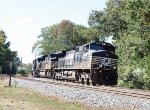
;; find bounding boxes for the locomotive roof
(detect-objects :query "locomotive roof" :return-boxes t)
[84,41,114,47]
[74,41,115,50]
[34,41,115,61]
[37,55,48,61]
[49,51,66,58]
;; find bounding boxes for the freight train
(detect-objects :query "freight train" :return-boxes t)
[32,41,118,85]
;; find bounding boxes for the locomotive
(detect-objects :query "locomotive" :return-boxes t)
[32,41,118,85]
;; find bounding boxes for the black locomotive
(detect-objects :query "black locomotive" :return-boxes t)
[32,41,118,85]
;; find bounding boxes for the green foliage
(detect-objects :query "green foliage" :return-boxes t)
[88,10,108,40]
[0,66,2,74]
[32,20,90,55]
[0,29,20,74]
[139,56,150,89]
[0,30,7,46]
[118,66,145,89]
[26,63,32,73]
[17,63,32,76]
[32,26,69,55]
[88,0,150,89]
[18,69,28,76]
[114,0,150,89]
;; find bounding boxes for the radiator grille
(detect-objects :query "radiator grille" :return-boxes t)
[92,56,117,69]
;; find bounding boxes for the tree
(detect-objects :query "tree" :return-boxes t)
[88,0,128,40]
[0,66,2,74]
[0,29,19,74]
[32,25,70,55]
[113,0,150,89]
[0,30,7,47]
[88,0,150,89]
[88,10,109,40]
[32,20,90,55]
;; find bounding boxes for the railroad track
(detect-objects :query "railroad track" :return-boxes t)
[17,77,150,100]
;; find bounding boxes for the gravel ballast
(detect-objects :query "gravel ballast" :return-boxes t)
[6,77,150,110]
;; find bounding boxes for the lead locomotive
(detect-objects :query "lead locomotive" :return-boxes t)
[32,41,118,85]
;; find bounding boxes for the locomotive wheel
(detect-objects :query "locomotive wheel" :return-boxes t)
[92,81,96,86]
[52,73,55,80]
[86,78,90,85]
[37,75,41,78]
[81,78,84,85]
[75,71,79,81]
[91,72,97,86]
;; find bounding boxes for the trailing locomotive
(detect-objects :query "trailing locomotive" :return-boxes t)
[32,41,118,85]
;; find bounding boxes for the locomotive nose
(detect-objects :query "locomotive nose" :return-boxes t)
[92,51,118,70]
[92,51,118,59]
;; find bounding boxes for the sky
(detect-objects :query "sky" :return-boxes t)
[0,0,107,64]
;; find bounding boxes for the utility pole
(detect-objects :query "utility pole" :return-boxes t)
[9,61,12,87]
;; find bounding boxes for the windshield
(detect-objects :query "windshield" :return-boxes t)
[90,43,115,53]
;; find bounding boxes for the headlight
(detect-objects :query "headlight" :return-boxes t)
[113,66,116,69]
[99,65,102,67]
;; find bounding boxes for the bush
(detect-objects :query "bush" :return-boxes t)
[118,66,145,89]
[118,80,125,87]
[0,66,2,74]
[143,74,150,90]
[18,69,28,77]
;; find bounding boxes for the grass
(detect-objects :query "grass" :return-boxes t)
[0,77,97,110]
